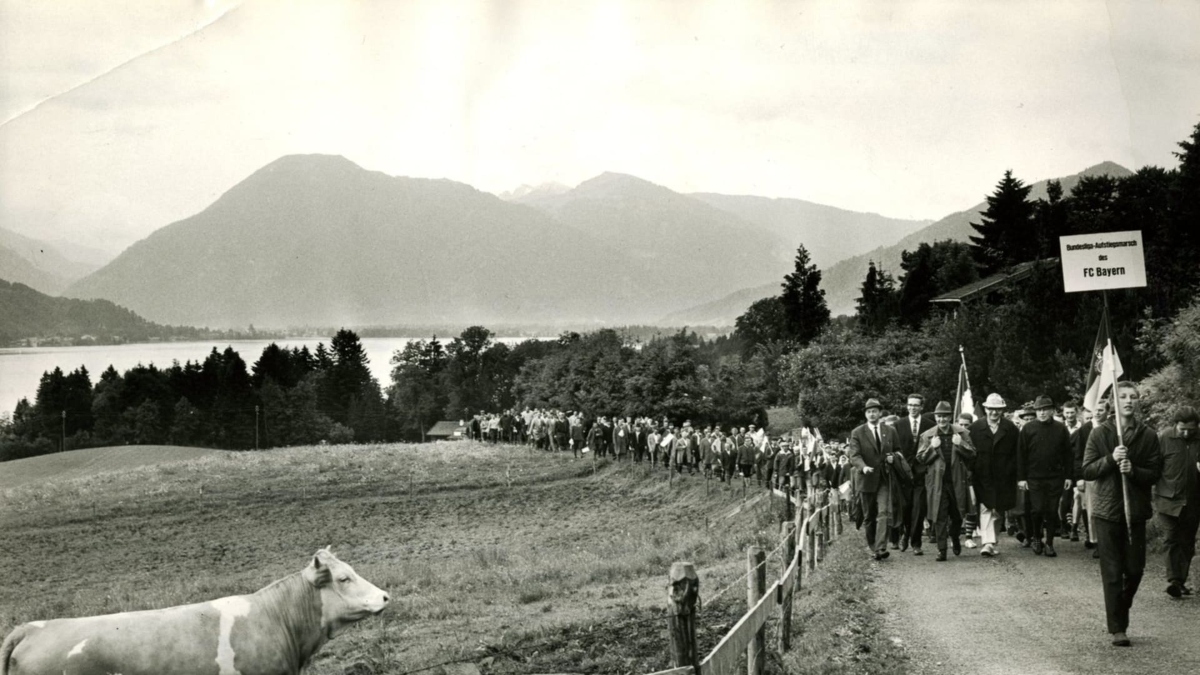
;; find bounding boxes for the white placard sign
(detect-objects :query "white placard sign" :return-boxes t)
[1059,230,1147,293]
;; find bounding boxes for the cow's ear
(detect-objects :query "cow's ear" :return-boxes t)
[304,551,332,587]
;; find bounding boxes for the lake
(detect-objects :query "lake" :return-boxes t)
[0,337,534,416]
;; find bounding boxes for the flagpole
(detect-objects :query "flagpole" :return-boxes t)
[1103,291,1134,543]
[954,347,965,419]
[959,345,975,417]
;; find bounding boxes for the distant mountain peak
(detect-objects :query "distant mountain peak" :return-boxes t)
[498,181,571,201]
[1076,161,1132,178]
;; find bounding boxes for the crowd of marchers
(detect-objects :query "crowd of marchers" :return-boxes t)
[843,388,1198,650]
[467,386,1199,650]
[464,409,840,490]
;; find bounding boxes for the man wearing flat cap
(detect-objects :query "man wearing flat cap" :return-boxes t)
[917,401,976,561]
[848,398,908,560]
[969,393,1019,557]
[1017,395,1074,557]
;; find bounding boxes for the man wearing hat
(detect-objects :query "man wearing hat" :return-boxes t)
[848,398,907,560]
[970,393,1020,557]
[916,401,976,561]
[1017,395,1074,557]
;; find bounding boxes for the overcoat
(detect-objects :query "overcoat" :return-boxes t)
[968,417,1019,511]
[917,423,976,521]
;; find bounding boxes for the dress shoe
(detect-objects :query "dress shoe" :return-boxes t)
[936,549,948,561]
[964,538,978,549]
[1021,538,1032,548]
[900,539,909,552]
[1167,582,1184,598]
[1111,632,1131,647]
[880,550,890,560]
[952,538,962,556]
[980,543,997,557]
[1092,548,1101,559]
[1084,540,1097,549]
[1015,531,1027,543]
[1032,541,1044,555]
[1070,532,1080,542]
[913,547,924,556]
[1043,544,1057,557]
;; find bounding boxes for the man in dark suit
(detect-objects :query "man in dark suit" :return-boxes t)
[969,393,1020,557]
[893,393,936,554]
[848,398,904,560]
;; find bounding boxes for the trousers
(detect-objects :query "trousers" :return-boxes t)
[934,484,963,552]
[860,482,892,554]
[1158,498,1200,586]
[1093,517,1147,634]
[979,505,1000,545]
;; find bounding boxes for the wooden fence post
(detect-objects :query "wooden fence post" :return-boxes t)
[833,486,844,536]
[806,504,817,573]
[778,522,796,653]
[667,562,700,673]
[747,547,766,675]
[816,500,827,563]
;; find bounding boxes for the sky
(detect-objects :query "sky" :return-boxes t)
[2,0,1199,257]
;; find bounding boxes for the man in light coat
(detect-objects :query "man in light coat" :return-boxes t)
[917,400,976,561]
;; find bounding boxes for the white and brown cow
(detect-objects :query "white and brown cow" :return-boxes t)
[1,548,388,675]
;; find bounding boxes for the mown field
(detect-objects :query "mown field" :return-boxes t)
[0,442,828,674]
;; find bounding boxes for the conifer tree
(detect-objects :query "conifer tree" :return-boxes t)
[780,244,830,345]
[969,170,1037,276]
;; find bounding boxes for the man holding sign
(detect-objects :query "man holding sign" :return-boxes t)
[1082,381,1162,647]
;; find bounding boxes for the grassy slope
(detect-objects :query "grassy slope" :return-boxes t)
[1,443,801,674]
[0,442,908,675]
[0,445,227,490]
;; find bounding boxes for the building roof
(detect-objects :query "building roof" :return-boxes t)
[427,420,465,437]
[930,260,1044,305]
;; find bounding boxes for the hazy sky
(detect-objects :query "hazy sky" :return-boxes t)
[2,0,1199,256]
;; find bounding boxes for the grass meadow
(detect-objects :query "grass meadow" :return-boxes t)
[0,442,810,674]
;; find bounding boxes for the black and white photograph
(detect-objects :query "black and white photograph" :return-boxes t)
[2,1,1199,673]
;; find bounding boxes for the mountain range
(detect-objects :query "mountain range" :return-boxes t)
[59,155,931,329]
[666,161,1134,322]
[18,155,1127,331]
[0,227,104,296]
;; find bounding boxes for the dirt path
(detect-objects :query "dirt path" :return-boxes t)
[875,531,1200,675]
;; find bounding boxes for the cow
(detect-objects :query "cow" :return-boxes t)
[1,548,388,675]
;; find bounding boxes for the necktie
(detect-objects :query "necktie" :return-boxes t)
[873,425,881,448]
[912,418,918,438]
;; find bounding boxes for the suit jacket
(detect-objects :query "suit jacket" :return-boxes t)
[848,421,901,493]
[894,413,937,474]
[1154,428,1200,517]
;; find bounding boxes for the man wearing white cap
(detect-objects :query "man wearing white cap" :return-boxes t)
[969,393,1020,557]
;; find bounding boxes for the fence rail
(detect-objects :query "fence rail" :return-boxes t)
[661,484,847,675]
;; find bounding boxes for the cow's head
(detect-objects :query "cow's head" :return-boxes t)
[302,547,389,637]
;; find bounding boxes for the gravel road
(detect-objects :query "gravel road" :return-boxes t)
[874,532,1200,675]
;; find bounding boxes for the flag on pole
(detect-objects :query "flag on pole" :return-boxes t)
[954,347,976,422]
[1083,308,1124,412]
